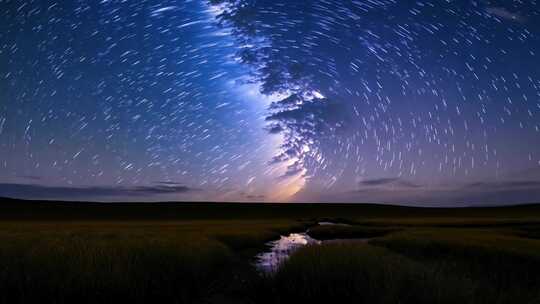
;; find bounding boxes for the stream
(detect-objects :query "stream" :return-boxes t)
[254,222,368,274]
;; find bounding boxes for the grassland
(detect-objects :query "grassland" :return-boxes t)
[1,197,540,303]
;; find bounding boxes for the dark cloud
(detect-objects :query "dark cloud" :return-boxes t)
[360,177,400,186]
[265,94,354,180]
[359,177,421,188]
[266,124,284,134]
[0,183,199,201]
[153,181,185,186]
[465,180,540,190]
[297,178,540,206]
[281,161,305,178]
[131,185,197,195]
[446,180,540,205]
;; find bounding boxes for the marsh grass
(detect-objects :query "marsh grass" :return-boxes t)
[0,220,301,303]
[251,228,540,304]
[1,201,540,303]
[255,243,473,304]
[307,225,397,240]
[372,228,540,303]
[512,225,540,240]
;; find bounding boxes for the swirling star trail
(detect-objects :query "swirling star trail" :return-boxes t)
[1,0,540,205]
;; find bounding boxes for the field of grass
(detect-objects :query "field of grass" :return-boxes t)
[1,198,540,303]
[265,243,472,304]
[0,219,308,303]
[261,228,540,304]
[307,225,398,240]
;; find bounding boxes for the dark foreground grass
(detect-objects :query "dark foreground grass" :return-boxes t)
[372,228,540,303]
[1,231,229,303]
[0,220,305,303]
[307,225,397,240]
[1,198,540,303]
[259,243,474,304]
[259,229,540,304]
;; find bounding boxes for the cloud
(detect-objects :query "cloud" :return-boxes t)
[0,183,199,201]
[447,180,540,206]
[281,161,305,178]
[360,177,400,186]
[359,177,421,188]
[265,124,284,134]
[465,180,540,190]
[294,177,540,206]
[153,181,186,186]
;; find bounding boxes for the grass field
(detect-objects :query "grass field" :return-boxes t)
[1,197,540,303]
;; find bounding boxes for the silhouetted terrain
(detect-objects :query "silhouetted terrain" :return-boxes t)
[2,197,540,220]
[1,198,540,303]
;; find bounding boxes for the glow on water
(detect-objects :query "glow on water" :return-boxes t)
[255,233,320,273]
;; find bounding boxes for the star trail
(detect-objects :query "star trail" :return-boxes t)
[1,0,540,204]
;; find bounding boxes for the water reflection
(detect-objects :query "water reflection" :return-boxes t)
[255,233,320,273]
[255,222,366,274]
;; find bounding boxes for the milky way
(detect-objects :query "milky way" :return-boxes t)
[1,0,540,205]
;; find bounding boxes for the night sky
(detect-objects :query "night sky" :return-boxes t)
[1,0,540,205]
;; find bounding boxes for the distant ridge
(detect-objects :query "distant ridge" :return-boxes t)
[1,196,539,221]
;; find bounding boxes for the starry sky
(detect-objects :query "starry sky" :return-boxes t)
[1,0,540,205]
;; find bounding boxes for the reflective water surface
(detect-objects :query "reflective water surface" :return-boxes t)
[255,233,320,273]
[255,222,366,274]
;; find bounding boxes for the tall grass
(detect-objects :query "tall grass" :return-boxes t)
[251,231,540,303]
[0,230,228,303]
[306,225,397,240]
[256,243,473,304]
[1,201,540,303]
[0,220,302,303]
[371,228,540,303]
